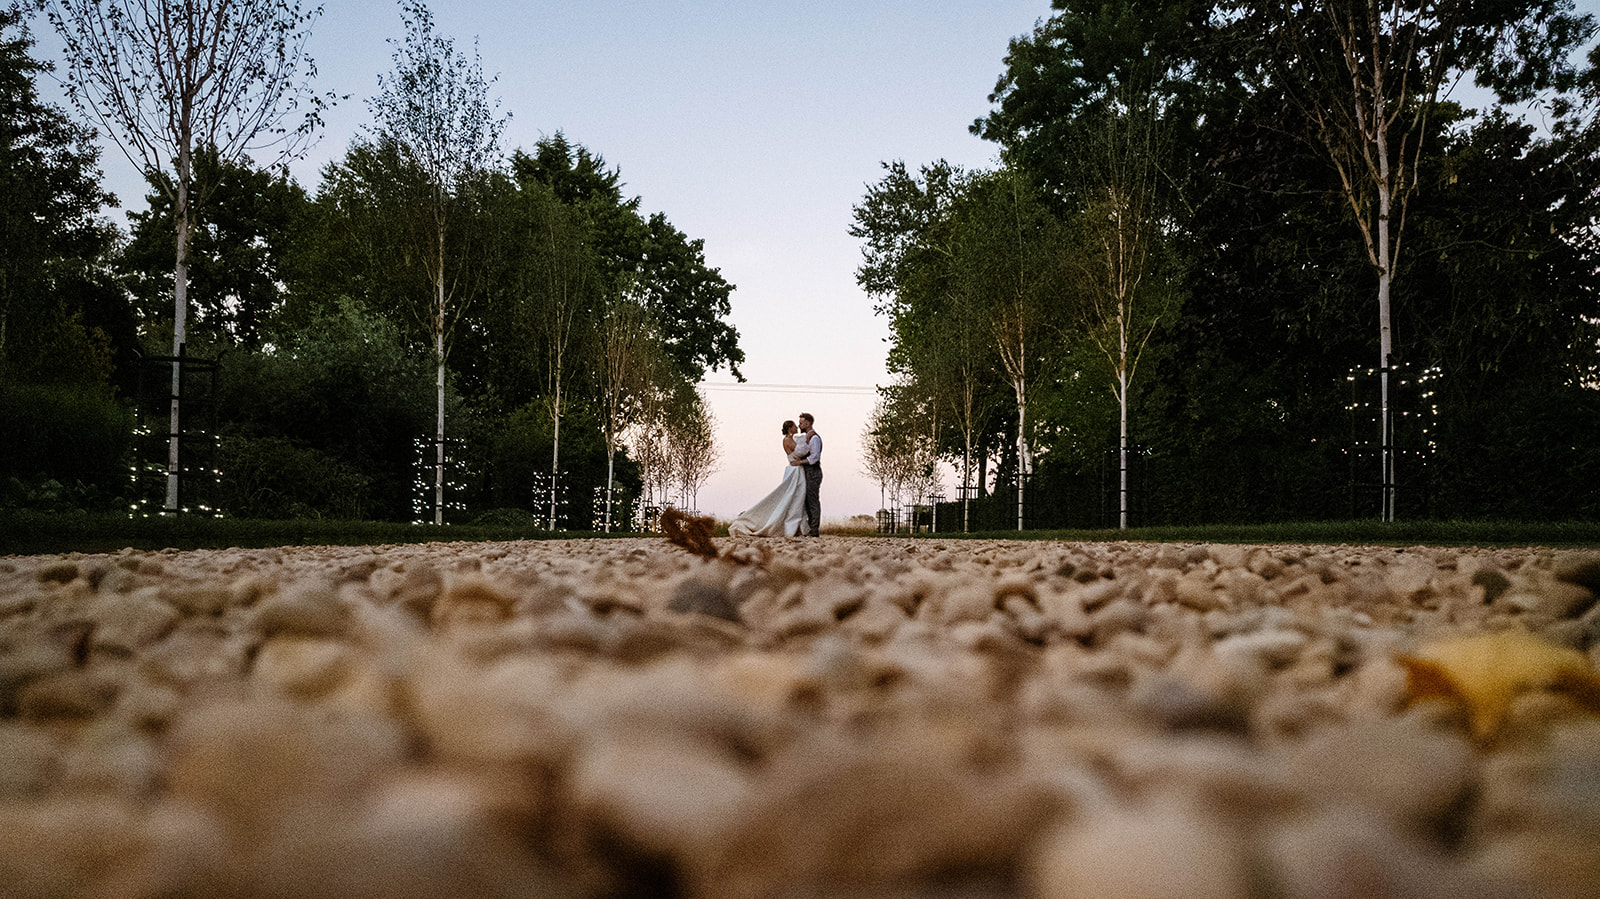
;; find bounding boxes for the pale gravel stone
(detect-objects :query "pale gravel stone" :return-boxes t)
[1174,570,1228,611]
[0,722,61,798]
[1500,577,1594,619]
[690,737,1045,899]
[84,592,180,657]
[56,719,161,796]
[1267,807,1527,899]
[0,537,1596,897]
[1282,717,1477,836]
[138,619,250,687]
[249,578,348,637]
[0,797,147,898]
[1030,798,1252,899]
[1213,628,1309,671]
[252,636,353,700]
[16,664,123,720]
[568,734,755,860]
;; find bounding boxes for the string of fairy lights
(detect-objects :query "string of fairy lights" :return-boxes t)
[127,370,1440,524]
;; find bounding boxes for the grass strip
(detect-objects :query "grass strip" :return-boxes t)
[0,510,628,556]
[5,512,1597,557]
[894,519,1600,548]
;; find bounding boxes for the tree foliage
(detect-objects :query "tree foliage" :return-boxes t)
[668,388,721,514]
[215,299,436,520]
[0,5,133,511]
[864,0,1600,526]
[18,0,1600,527]
[119,147,309,350]
[510,135,744,384]
[365,0,506,524]
[0,3,120,384]
[10,0,744,524]
[41,0,331,511]
[1058,74,1184,528]
[594,280,679,529]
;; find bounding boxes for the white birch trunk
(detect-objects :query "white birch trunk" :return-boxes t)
[1376,158,1395,522]
[166,146,191,513]
[1372,32,1395,523]
[434,327,445,527]
[549,380,562,530]
[1119,368,1130,529]
[1015,379,1027,532]
[434,235,447,527]
[962,435,973,533]
[605,448,615,533]
[1317,0,1424,524]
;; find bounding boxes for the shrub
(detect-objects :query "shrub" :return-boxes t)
[217,435,373,520]
[213,300,437,520]
[0,381,133,509]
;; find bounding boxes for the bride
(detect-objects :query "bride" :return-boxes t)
[727,420,809,537]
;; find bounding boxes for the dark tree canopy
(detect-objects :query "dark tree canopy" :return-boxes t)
[870,0,1600,526]
[512,134,743,383]
[120,148,310,351]
[0,4,122,387]
[7,0,747,522]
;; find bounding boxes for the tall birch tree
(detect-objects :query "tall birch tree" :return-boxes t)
[853,160,1000,532]
[860,402,899,523]
[518,183,591,529]
[41,0,329,512]
[955,166,1062,531]
[366,0,505,525]
[595,281,665,532]
[1064,79,1181,529]
[934,260,1002,532]
[669,387,719,513]
[627,410,672,519]
[1235,0,1592,519]
[861,391,943,533]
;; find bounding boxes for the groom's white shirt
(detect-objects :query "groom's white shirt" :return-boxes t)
[798,430,822,465]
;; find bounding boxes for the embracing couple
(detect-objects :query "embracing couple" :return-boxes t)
[728,413,822,538]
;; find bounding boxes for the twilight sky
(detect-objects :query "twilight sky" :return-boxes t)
[40,0,1049,521]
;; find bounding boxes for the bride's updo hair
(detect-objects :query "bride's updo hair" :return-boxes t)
[782,420,796,435]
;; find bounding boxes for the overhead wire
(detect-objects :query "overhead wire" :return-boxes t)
[700,382,876,396]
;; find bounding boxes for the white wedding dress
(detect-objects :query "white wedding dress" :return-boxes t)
[728,442,809,537]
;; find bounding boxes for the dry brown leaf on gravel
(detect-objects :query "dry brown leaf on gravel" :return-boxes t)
[661,508,720,560]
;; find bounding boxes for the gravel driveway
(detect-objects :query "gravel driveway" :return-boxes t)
[1,537,1598,898]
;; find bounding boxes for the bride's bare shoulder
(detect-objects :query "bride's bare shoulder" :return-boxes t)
[783,435,796,453]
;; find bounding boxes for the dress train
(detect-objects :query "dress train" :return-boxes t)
[727,464,808,537]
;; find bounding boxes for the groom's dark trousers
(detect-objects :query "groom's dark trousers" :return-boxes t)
[803,463,822,537]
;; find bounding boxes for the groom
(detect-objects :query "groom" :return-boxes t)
[795,412,823,537]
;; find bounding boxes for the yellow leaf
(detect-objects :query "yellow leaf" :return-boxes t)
[1395,632,1600,741]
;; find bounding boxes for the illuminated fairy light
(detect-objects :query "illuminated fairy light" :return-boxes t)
[530,470,571,530]
[592,485,637,531]
[412,436,470,525]
[1347,361,1443,505]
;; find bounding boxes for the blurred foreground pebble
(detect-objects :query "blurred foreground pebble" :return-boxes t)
[0,539,1597,898]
